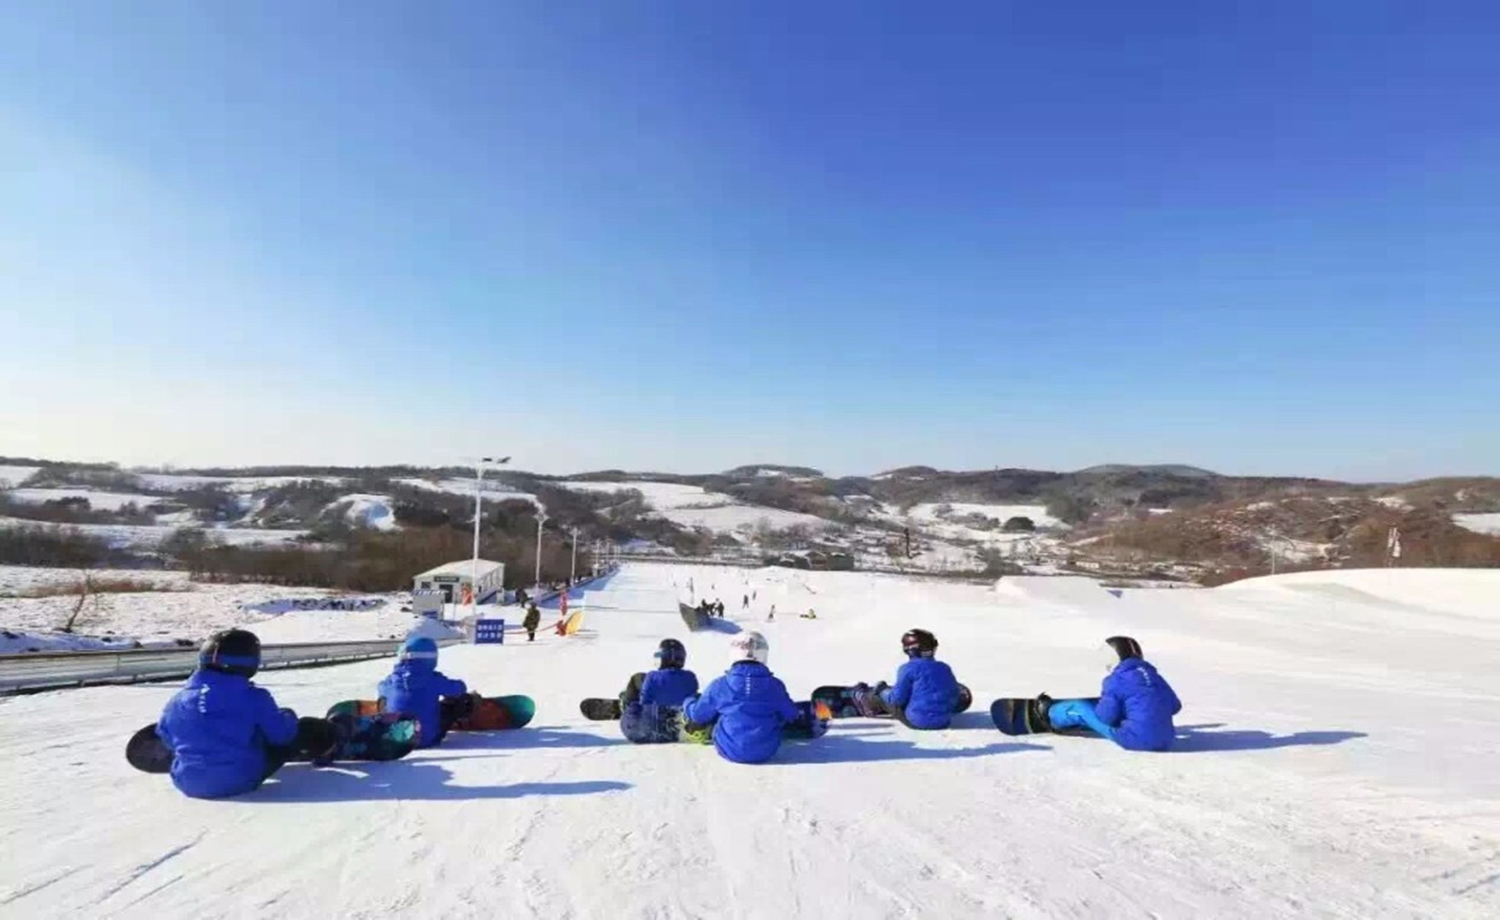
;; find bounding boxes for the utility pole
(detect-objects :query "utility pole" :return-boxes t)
[534,510,547,588]
[470,455,510,614]
[569,527,579,584]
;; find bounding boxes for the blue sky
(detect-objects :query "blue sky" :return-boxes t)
[2,2,1497,480]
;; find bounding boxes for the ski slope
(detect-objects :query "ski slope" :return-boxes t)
[2,565,1498,918]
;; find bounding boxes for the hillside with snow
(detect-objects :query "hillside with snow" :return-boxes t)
[2,563,1497,917]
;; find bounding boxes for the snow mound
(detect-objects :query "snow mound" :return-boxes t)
[1453,512,1500,535]
[993,574,1116,607]
[329,494,397,531]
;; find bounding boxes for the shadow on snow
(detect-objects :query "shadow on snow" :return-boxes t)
[776,734,1049,764]
[242,762,631,803]
[1171,723,1368,753]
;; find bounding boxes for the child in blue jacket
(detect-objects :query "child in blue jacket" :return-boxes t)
[683,631,799,764]
[622,638,700,708]
[378,636,471,748]
[877,629,961,729]
[1046,636,1182,751]
[156,629,314,799]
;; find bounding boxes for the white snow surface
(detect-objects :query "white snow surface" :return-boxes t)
[4,487,165,511]
[330,493,398,531]
[560,480,833,534]
[909,502,1062,529]
[0,518,306,549]
[1453,512,1500,535]
[129,473,347,493]
[3,564,1499,918]
[0,465,41,487]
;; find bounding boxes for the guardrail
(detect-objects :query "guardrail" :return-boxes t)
[0,638,465,695]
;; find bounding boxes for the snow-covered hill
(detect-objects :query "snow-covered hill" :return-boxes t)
[2,564,1496,917]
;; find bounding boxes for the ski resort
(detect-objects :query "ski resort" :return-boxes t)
[2,562,1497,918]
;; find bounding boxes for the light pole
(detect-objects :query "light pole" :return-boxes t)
[570,527,579,584]
[534,509,547,589]
[471,456,510,614]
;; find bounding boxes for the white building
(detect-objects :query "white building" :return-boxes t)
[413,559,505,604]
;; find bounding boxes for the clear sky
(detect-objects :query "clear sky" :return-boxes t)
[2,2,1497,480]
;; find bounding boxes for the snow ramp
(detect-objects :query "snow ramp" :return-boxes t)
[993,575,1116,609]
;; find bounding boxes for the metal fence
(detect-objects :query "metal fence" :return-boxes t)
[0,638,465,695]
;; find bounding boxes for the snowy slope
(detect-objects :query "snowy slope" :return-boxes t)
[559,480,833,534]
[0,518,305,548]
[0,465,41,487]
[2,565,1497,918]
[1453,512,1500,535]
[5,487,164,511]
[328,493,397,531]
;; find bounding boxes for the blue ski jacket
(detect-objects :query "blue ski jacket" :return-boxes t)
[378,661,468,747]
[882,657,960,729]
[156,669,299,799]
[683,661,799,764]
[640,668,699,707]
[1095,658,1182,751]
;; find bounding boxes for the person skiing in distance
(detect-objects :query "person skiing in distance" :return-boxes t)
[682,631,799,764]
[877,629,961,729]
[522,602,541,642]
[378,636,473,748]
[621,638,700,708]
[1043,636,1182,751]
[155,629,325,799]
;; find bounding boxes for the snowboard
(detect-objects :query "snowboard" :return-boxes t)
[126,712,421,775]
[811,682,973,719]
[327,694,536,731]
[617,700,831,744]
[989,696,1101,736]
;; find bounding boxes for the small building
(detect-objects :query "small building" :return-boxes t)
[413,559,505,604]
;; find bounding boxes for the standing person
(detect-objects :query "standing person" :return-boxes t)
[876,629,960,730]
[682,632,799,764]
[714,598,725,618]
[523,602,541,642]
[378,636,473,748]
[743,594,750,610]
[1042,636,1182,752]
[155,629,328,799]
[768,604,776,622]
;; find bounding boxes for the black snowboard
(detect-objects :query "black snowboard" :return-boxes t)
[811,682,973,719]
[989,696,1101,736]
[126,713,421,774]
[580,698,624,721]
[617,701,829,744]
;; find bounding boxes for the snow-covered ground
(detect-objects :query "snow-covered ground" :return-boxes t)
[130,473,347,493]
[908,501,1062,530]
[396,478,539,504]
[0,518,306,548]
[561,480,835,535]
[329,493,398,531]
[1453,512,1500,535]
[4,487,166,511]
[0,566,431,652]
[0,465,41,487]
[2,563,1497,917]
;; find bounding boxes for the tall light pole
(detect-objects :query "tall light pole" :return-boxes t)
[569,527,579,584]
[471,456,510,613]
[534,509,547,588]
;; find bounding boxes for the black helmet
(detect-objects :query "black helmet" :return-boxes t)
[199,628,262,677]
[655,638,687,669]
[1103,635,1144,662]
[901,629,938,658]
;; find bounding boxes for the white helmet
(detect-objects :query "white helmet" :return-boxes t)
[730,630,770,665]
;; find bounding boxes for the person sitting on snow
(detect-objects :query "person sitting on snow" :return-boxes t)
[682,631,800,764]
[873,628,960,730]
[156,628,333,799]
[620,638,699,708]
[378,635,475,748]
[1042,636,1182,752]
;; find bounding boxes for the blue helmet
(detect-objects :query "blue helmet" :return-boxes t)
[399,635,440,664]
[199,628,261,677]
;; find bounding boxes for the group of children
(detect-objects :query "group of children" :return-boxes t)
[153,622,1183,799]
[610,626,1181,764]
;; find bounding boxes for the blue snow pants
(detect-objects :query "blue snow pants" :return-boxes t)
[1047,699,1117,741]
